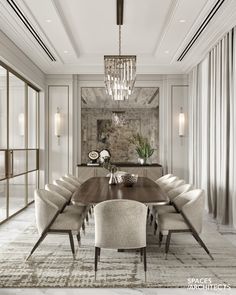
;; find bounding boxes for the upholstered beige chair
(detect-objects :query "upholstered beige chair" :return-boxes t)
[61,176,81,188]
[153,184,192,234]
[158,189,213,260]
[94,199,148,280]
[161,179,185,193]
[65,173,82,184]
[155,174,173,185]
[26,189,84,260]
[53,179,77,193]
[158,176,179,189]
[45,183,87,232]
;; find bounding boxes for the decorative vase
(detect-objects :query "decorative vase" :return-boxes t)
[138,158,147,165]
[109,172,118,185]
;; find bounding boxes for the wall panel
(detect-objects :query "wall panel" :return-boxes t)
[48,85,69,182]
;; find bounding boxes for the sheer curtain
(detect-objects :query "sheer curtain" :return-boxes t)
[189,27,236,227]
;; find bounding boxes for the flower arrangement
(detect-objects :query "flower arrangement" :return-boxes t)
[129,133,155,164]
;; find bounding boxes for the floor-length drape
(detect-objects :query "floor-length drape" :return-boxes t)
[189,27,236,227]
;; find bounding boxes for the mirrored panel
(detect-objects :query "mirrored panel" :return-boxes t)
[28,149,37,172]
[81,87,159,164]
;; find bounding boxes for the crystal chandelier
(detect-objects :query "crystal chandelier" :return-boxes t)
[104,18,136,100]
[112,110,126,126]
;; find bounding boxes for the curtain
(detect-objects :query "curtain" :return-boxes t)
[189,28,236,227]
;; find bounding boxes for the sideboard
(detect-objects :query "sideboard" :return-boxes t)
[76,163,163,183]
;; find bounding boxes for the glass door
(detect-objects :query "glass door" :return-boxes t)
[0,64,39,224]
[0,66,7,222]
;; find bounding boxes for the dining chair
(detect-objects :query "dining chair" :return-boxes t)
[158,189,213,260]
[161,179,185,193]
[45,183,88,232]
[26,189,84,260]
[53,179,77,193]
[94,199,148,280]
[153,184,193,234]
[60,176,81,188]
[158,176,179,189]
[155,174,173,185]
[65,173,82,184]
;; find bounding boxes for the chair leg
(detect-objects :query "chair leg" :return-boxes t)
[154,221,158,235]
[165,232,171,260]
[76,232,81,246]
[159,232,163,247]
[26,233,47,260]
[149,213,153,225]
[82,221,85,232]
[95,247,99,280]
[98,247,101,262]
[143,247,147,282]
[86,213,89,224]
[192,232,214,260]
[140,248,143,262]
[68,231,75,259]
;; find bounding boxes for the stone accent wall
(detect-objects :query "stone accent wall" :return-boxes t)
[81,108,159,163]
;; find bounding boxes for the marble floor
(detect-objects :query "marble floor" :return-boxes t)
[0,204,236,295]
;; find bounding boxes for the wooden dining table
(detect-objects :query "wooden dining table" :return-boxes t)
[72,176,169,205]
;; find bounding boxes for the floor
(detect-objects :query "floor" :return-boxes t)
[0,204,236,295]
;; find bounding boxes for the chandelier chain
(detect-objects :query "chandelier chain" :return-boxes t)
[119,24,121,56]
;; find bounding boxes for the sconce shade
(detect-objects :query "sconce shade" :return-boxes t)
[54,110,61,137]
[179,111,185,137]
[18,113,25,136]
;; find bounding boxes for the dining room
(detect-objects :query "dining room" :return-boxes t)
[1,0,236,294]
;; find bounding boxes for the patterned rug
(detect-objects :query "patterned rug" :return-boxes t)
[1,214,236,288]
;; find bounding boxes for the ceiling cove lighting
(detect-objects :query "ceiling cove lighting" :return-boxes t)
[104,0,136,101]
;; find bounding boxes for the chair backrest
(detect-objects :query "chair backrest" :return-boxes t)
[163,179,185,192]
[53,179,77,193]
[45,183,71,202]
[158,176,179,189]
[60,176,80,188]
[65,173,82,184]
[167,184,193,201]
[34,189,58,235]
[181,189,205,233]
[42,187,66,211]
[155,174,173,184]
[94,199,147,249]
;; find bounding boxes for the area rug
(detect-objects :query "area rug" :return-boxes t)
[1,214,236,288]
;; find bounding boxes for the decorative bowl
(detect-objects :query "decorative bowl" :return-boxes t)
[121,173,138,187]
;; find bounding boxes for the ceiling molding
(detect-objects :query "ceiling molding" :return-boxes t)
[153,0,179,56]
[177,0,225,61]
[52,0,80,58]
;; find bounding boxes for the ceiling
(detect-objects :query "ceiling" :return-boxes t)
[0,0,236,75]
[81,87,159,109]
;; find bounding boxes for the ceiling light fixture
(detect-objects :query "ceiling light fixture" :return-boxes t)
[179,19,186,23]
[164,50,169,54]
[46,19,52,23]
[104,0,136,101]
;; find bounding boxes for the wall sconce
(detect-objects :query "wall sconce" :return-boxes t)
[179,107,185,137]
[18,113,25,136]
[54,107,61,145]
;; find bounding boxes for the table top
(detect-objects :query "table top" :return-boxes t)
[72,177,169,205]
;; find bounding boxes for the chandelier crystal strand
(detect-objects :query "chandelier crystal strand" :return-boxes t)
[104,23,136,100]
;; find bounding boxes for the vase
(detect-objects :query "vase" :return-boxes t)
[138,158,147,165]
[109,172,118,185]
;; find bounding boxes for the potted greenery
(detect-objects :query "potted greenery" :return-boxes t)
[130,133,155,164]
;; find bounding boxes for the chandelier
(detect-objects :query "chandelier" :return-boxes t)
[104,0,136,101]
